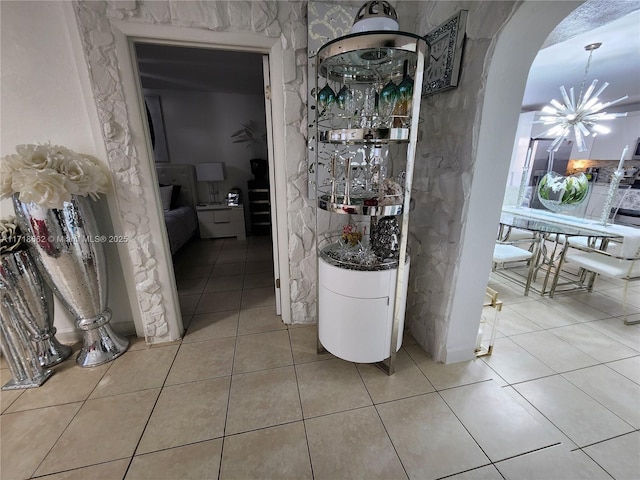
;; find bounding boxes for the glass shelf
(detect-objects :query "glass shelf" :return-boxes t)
[318,31,425,84]
[318,194,402,216]
[320,243,401,271]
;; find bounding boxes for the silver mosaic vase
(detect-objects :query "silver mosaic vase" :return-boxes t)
[0,251,53,389]
[0,249,71,368]
[13,194,128,367]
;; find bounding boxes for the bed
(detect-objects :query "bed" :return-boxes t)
[156,164,199,255]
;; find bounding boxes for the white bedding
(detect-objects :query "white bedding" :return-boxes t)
[164,206,198,254]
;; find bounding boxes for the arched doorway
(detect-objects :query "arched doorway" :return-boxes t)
[442,1,584,363]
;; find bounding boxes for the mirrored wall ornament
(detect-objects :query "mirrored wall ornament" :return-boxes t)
[422,10,468,96]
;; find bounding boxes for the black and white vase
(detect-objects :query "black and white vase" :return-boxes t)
[12,194,128,367]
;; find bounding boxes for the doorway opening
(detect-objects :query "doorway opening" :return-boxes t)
[131,41,282,334]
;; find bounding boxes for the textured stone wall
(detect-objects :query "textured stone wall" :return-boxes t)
[406,1,520,358]
[72,0,312,342]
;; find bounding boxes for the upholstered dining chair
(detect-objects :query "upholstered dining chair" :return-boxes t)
[552,244,640,325]
[492,240,536,295]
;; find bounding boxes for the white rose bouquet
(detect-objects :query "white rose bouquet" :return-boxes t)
[0,144,110,209]
[0,217,27,256]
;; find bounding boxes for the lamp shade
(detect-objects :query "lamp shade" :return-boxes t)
[196,162,225,181]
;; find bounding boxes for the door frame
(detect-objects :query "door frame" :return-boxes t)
[99,20,291,340]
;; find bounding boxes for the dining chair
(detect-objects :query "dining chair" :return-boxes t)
[552,243,640,325]
[492,239,537,295]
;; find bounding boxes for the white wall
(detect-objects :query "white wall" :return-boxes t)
[0,1,135,339]
[147,89,267,229]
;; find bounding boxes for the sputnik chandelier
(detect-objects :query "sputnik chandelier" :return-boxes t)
[535,42,628,152]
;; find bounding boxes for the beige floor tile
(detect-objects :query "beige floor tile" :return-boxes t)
[165,337,235,385]
[508,301,579,329]
[495,444,611,480]
[296,358,371,418]
[175,264,213,280]
[243,272,274,289]
[539,295,611,322]
[240,286,275,309]
[514,375,634,447]
[36,389,159,476]
[7,360,109,412]
[220,422,312,480]
[233,330,292,374]
[211,262,246,277]
[305,406,407,480]
[562,365,640,428]
[37,459,130,480]
[405,345,502,390]
[571,291,632,318]
[183,311,239,343]
[606,355,640,384]
[217,250,248,264]
[237,306,286,335]
[583,431,640,480]
[356,349,434,403]
[225,366,302,435]
[587,318,640,350]
[445,465,505,480]
[204,274,244,293]
[195,290,242,314]
[377,393,489,480]
[510,330,599,372]
[244,260,273,274]
[137,376,230,453]
[495,307,545,336]
[0,368,24,413]
[548,323,639,363]
[480,337,555,384]
[126,439,223,480]
[289,325,334,364]
[175,276,208,295]
[0,402,81,480]
[440,381,559,462]
[90,345,178,398]
[179,293,201,315]
[501,386,578,450]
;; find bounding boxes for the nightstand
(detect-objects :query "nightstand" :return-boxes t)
[196,203,246,240]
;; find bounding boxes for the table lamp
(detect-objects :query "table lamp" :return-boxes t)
[196,162,225,204]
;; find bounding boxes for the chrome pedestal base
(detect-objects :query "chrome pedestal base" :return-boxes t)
[76,309,128,368]
[36,330,73,368]
[1,369,53,391]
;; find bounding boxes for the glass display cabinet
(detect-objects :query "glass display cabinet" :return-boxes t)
[314,31,427,374]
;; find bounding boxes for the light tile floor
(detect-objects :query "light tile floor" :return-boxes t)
[1,237,639,480]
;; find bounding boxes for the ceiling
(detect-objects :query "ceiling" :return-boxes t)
[135,43,265,95]
[522,2,640,111]
[134,1,640,112]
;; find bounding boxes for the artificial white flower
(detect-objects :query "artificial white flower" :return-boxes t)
[11,168,78,209]
[0,143,110,208]
[0,216,26,255]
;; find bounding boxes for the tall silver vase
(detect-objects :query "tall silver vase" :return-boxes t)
[0,251,54,389]
[0,249,71,368]
[13,194,128,367]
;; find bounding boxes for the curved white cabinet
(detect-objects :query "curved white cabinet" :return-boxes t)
[314,31,427,374]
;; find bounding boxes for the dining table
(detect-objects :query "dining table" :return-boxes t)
[497,206,640,296]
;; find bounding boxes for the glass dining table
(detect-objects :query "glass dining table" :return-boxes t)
[497,209,621,296]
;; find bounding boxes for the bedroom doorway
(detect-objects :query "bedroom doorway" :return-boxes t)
[131,41,283,330]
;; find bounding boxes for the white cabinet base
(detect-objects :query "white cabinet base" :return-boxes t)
[318,256,410,363]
